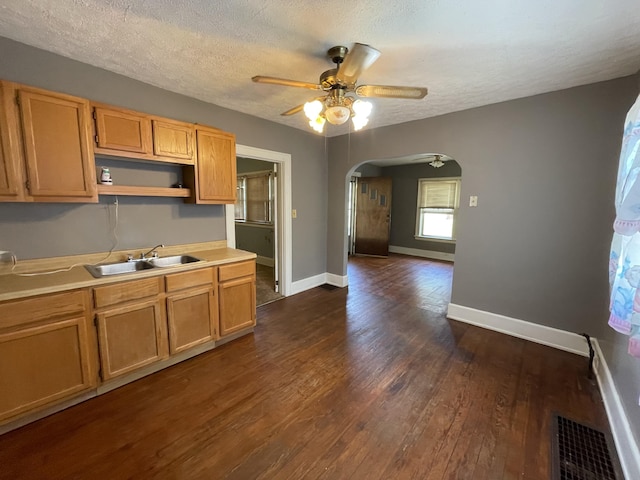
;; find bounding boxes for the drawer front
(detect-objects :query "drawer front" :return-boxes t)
[218,261,255,282]
[165,267,215,293]
[0,290,88,330]
[93,277,162,309]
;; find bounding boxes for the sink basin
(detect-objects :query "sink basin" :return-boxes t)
[149,255,201,267]
[84,261,155,278]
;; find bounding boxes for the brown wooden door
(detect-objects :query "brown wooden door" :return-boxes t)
[19,88,97,201]
[195,127,236,204]
[354,177,392,256]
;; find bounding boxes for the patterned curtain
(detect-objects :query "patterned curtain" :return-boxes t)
[609,93,640,357]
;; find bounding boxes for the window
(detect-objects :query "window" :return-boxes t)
[235,170,273,224]
[415,177,461,241]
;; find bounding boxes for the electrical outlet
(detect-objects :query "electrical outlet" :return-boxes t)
[469,196,478,207]
[292,209,297,218]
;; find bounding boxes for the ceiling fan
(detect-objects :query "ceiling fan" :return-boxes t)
[252,43,428,133]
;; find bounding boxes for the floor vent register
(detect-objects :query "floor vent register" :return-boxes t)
[551,414,622,480]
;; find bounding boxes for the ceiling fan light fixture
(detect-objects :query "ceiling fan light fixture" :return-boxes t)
[303,99,323,121]
[325,105,351,125]
[429,155,445,168]
[309,115,326,133]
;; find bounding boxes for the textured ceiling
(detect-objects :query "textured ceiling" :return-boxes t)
[0,1,639,137]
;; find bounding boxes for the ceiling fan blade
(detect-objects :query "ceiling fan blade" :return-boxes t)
[281,96,326,116]
[336,43,381,85]
[252,76,322,90]
[281,104,305,116]
[355,84,428,99]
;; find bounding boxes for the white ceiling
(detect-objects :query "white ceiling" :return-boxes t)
[0,1,639,137]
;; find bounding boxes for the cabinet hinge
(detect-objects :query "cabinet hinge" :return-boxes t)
[92,110,97,120]
[94,134,99,144]
[24,179,30,191]
[14,93,20,106]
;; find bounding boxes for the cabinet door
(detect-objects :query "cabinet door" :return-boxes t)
[152,119,194,163]
[94,107,152,154]
[195,127,236,203]
[0,316,95,422]
[18,88,97,201]
[96,299,168,380]
[167,286,217,354]
[219,276,256,337]
[0,82,25,201]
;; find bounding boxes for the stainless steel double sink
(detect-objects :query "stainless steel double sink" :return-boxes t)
[84,255,201,278]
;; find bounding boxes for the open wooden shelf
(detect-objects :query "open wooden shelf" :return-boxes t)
[97,184,191,198]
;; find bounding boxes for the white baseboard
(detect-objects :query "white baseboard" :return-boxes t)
[289,272,348,295]
[389,245,454,262]
[592,339,640,480]
[446,303,588,356]
[326,273,348,288]
[256,256,275,267]
[290,273,327,295]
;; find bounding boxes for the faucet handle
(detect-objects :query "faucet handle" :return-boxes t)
[126,254,134,262]
[151,252,159,258]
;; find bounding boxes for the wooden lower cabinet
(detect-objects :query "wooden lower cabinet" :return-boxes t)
[218,261,256,337]
[167,287,217,353]
[165,267,217,354]
[0,290,96,423]
[93,277,168,381]
[96,299,168,381]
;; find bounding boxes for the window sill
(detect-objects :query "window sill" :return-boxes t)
[414,235,456,244]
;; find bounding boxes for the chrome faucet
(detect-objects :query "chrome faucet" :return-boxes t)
[141,244,165,260]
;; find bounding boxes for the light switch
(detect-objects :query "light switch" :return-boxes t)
[292,209,297,218]
[469,195,478,207]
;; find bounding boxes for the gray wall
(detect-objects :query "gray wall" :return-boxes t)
[327,75,640,446]
[235,157,274,259]
[0,36,326,281]
[381,161,461,255]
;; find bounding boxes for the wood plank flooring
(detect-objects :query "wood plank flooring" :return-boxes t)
[0,254,609,479]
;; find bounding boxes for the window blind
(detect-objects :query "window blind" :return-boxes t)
[419,180,459,208]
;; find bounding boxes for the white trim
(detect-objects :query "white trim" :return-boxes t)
[389,245,455,262]
[291,273,327,295]
[446,303,589,356]
[230,144,292,297]
[256,256,275,267]
[592,339,640,480]
[225,205,235,248]
[326,273,348,288]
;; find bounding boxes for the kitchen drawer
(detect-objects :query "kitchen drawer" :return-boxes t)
[93,277,162,309]
[0,290,88,330]
[218,261,255,282]
[165,267,215,293]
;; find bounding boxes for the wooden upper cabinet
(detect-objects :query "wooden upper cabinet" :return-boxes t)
[93,104,195,165]
[152,119,194,164]
[191,126,236,204]
[18,87,97,202]
[94,106,152,155]
[0,82,25,202]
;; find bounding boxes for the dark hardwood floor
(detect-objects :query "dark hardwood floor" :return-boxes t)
[0,254,608,479]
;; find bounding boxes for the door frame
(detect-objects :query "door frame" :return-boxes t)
[226,144,292,297]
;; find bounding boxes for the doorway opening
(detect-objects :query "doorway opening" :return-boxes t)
[345,154,461,290]
[226,145,292,305]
